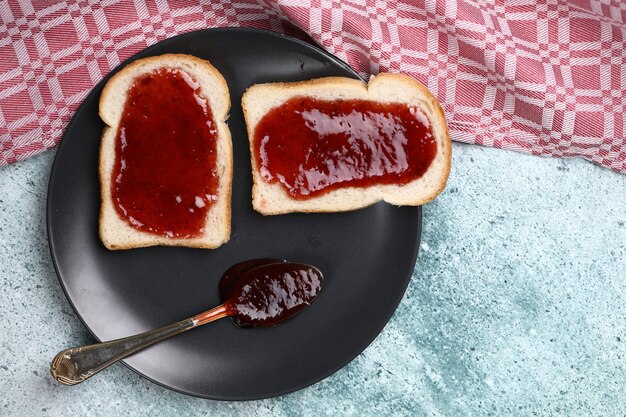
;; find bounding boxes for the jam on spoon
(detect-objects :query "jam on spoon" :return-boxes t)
[50,260,323,386]
[218,258,286,328]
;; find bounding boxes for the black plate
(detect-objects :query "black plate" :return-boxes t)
[47,28,421,400]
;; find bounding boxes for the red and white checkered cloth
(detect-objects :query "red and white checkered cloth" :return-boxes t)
[1,0,625,173]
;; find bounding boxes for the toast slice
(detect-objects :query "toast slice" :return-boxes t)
[242,73,451,215]
[99,54,232,249]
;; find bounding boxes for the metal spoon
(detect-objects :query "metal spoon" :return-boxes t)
[50,261,323,385]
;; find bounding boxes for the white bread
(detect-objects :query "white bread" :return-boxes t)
[98,54,232,249]
[242,73,451,215]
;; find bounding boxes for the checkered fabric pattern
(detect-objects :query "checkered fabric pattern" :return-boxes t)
[1,1,625,173]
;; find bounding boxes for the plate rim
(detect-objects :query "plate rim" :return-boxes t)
[46,27,422,400]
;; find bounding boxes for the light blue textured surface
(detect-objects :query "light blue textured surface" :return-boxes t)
[0,145,624,416]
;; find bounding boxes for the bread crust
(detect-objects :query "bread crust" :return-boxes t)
[242,73,451,215]
[99,54,232,249]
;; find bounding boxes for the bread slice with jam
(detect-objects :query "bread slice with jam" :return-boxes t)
[99,54,232,249]
[242,73,451,215]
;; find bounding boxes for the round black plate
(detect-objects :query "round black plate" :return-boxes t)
[47,28,421,400]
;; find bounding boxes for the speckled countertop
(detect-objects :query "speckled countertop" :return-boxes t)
[1,144,624,416]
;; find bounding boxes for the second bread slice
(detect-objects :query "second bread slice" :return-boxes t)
[242,73,451,215]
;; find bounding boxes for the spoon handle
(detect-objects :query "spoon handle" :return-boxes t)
[51,304,229,385]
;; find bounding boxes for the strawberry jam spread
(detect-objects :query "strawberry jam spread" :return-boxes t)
[111,68,219,238]
[218,258,323,327]
[253,97,437,199]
